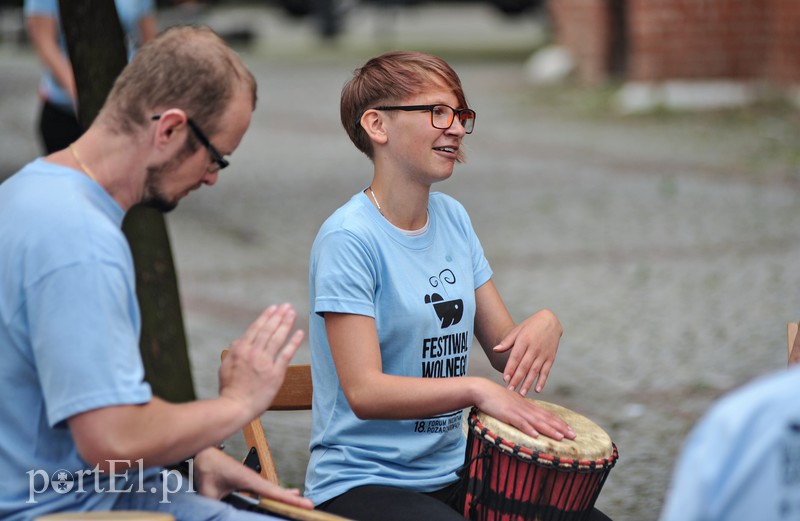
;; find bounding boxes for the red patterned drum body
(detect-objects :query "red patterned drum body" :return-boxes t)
[463,400,618,521]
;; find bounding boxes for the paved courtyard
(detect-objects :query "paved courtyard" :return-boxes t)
[2,4,800,520]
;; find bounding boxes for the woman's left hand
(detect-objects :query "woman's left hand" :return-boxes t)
[492,309,562,395]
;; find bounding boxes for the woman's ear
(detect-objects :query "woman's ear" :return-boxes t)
[359,109,389,145]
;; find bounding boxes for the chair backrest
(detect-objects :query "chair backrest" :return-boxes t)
[220,349,312,485]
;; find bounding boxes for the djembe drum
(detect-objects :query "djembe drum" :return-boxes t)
[462,400,618,521]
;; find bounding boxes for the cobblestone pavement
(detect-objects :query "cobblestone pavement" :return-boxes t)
[2,5,800,520]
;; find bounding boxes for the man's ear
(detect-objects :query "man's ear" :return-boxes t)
[151,109,188,147]
[359,109,388,145]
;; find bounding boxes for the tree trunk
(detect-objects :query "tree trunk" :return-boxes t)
[60,1,196,403]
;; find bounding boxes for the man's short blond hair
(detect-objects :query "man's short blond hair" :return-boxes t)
[98,25,257,136]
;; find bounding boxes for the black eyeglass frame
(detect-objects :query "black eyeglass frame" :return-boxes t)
[372,104,476,134]
[151,114,229,171]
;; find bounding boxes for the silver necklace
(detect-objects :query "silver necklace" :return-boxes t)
[367,186,383,215]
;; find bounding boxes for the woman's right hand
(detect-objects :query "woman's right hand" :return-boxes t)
[474,380,575,441]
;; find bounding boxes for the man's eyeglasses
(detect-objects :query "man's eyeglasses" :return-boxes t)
[151,114,229,171]
[372,104,476,134]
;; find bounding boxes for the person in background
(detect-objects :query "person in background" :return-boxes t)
[659,363,800,521]
[24,0,157,153]
[304,50,610,520]
[0,25,313,520]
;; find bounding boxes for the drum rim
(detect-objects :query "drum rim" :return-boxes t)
[468,410,619,472]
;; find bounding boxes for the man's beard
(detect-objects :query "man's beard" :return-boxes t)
[141,192,177,212]
[141,188,178,212]
[140,149,192,213]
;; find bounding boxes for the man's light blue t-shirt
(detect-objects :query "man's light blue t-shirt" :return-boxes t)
[0,159,155,520]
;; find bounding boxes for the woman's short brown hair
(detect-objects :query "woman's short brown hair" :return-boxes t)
[341,51,468,160]
[98,25,257,138]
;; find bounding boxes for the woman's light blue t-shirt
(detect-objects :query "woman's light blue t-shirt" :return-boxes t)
[305,191,492,505]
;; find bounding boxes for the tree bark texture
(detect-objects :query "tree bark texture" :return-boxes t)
[60,1,196,403]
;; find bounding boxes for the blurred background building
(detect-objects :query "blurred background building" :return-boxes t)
[3,0,797,112]
[547,0,800,111]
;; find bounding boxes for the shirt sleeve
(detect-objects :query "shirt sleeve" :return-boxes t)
[27,261,151,427]
[448,196,492,289]
[312,229,378,319]
[468,222,492,289]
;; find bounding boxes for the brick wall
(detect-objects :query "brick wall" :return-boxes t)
[627,0,769,81]
[766,0,800,85]
[549,0,800,86]
[548,0,613,85]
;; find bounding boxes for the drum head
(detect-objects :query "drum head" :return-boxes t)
[471,400,614,466]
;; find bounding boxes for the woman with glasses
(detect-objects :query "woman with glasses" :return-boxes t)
[304,51,610,520]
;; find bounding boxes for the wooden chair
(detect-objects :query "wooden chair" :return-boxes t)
[220,349,313,485]
[788,322,798,361]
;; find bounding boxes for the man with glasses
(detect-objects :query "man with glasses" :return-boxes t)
[0,25,313,520]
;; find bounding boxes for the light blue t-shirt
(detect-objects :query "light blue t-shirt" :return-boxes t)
[0,159,156,520]
[304,191,493,505]
[24,0,155,111]
[660,364,800,521]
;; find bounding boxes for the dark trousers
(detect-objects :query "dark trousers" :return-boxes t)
[38,99,84,154]
[318,484,465,521]
[316,483,613,521]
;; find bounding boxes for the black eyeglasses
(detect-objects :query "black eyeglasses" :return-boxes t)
[372,104,476,134]
[151,114,229,171]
